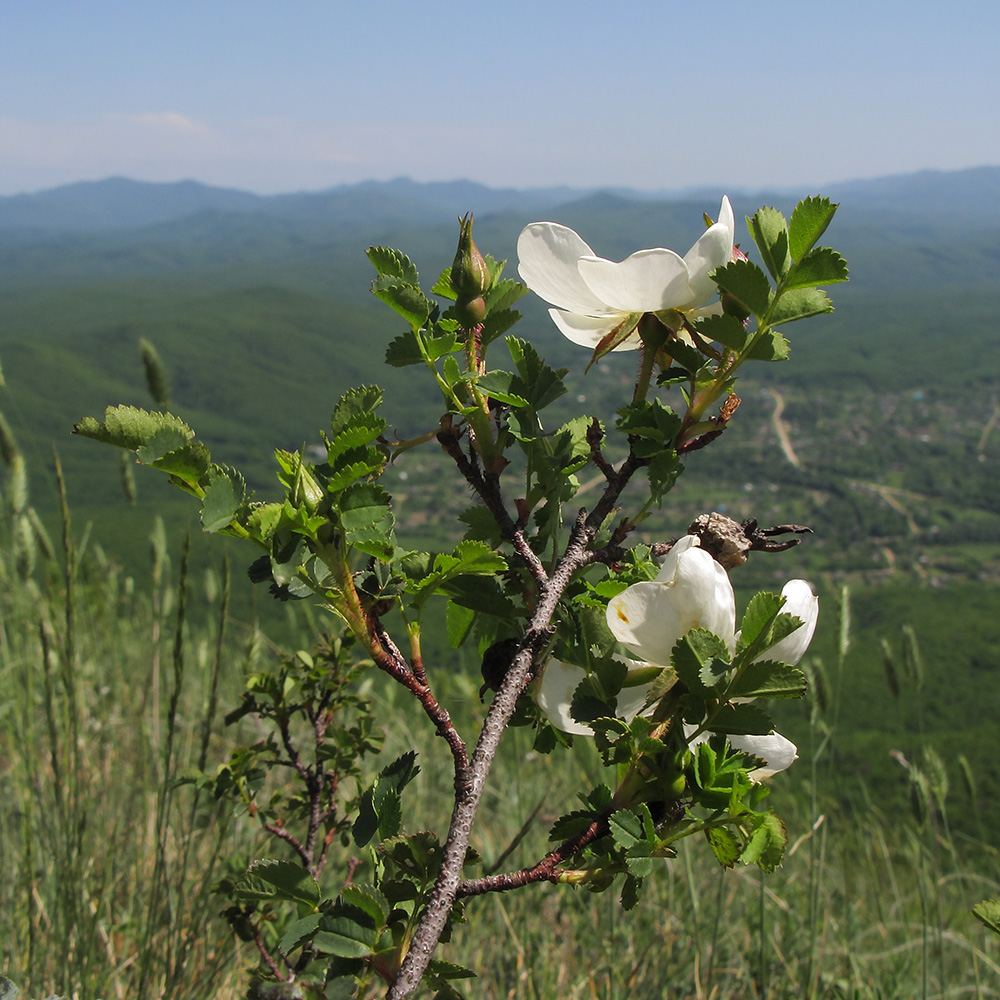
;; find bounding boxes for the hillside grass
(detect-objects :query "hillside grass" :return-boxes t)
[1,456,999,1000]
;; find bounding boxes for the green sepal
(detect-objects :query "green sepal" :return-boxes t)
[748,207,791,281]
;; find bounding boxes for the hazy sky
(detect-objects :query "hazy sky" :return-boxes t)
[2,0,996,196]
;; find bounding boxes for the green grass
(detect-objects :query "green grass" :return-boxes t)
[2,464,997,999]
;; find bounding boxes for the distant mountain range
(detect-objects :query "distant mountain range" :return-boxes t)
[1,166,997,235]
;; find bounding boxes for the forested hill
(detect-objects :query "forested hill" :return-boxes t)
[0,165,996,589]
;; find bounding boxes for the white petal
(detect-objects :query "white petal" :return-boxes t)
[717,196,735,245]
[764,580,819,666]
[547,308,642,351]
[535,659,593,736]
[607,536,736,664]
[577,249,691,313]
[727,731,798,781]
[655,537,737,653]
[683,220,734,306]
[615,675,656,722]
[517,223,613,315]
[684,725,798,782]
[607,580,686,666]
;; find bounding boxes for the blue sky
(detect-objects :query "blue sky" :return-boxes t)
[1,0,996,196]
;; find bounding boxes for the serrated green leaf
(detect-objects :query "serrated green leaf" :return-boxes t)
[313,913,377,959]
[788,197,838,260]
[705,826,740,868]
[446,600,476,648]
[201,466,247,532]
[738,592,784,649]
[442,354,462,387]
[385,330,424,367]
[749,207,791,281]
[739,812,787,872]
[372,284,431,331]
[331,386,383,436]
[746,329,790,362]
[728,661,807,700]
[479,308,522,350]
[621,874,643,910]
[770,287,833,325]
[431,266,458,300]
[708,703,774,736]
[711,260,771,319]
[427,959,477,981]
[247,502,283,541]
[672,630,732,696]
[694,313,749,351]
[609,808,646,850]
[366,246,419,285]
[506,336,568,411]
[425,329,463,361]
[73,404,195,452]
[784,247,849,289]
[972,898,1000,936]
[150,442,212,492]
[624,852,653,879]
[236,859,320,908]
[280,913,323,955]
[339,483,394,560]
[476,370,529,407]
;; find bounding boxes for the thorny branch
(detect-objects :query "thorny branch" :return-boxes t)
[386,437,649,998]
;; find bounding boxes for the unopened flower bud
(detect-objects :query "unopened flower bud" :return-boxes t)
[451,213,491,299]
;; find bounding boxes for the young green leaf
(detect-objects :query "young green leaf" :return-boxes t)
[788,196,838,260]
[711,260,772,319]
[727,660,807,700]
[783,247,849,289]
[705,826,740,868]
[201,465,248,532]
[739,812,787,872]
[370,282,432,331]
[748,207,791,282]
[769,287,833,325]
[707,703,774,736]
[74,404,194,451]
[366,246,420,285]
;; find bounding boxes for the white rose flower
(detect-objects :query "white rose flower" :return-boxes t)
[516,197,735,350]
[606,535,737,666]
